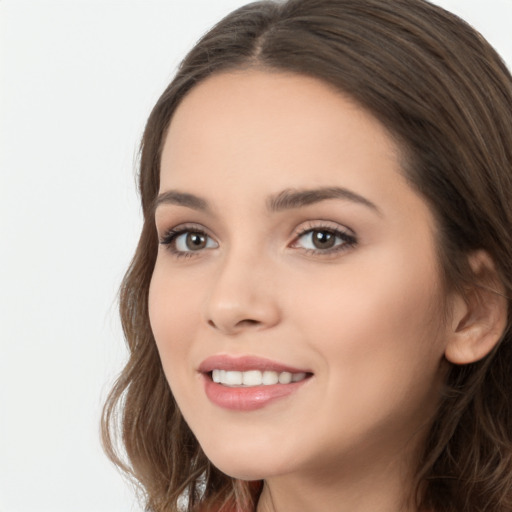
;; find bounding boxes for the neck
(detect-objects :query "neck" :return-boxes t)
[255,448,420,512]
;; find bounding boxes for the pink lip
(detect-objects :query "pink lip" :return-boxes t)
[198,355,309,374]
[198,355,312,412]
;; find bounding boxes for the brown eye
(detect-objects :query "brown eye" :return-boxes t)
[292,226,357,254]
[185,232,208,250]
[161,228,219,255]
[311,230,336,249]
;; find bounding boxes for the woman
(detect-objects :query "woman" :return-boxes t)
[102,0,512,510]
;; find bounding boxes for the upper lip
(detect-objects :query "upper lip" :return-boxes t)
[198,355,311,374]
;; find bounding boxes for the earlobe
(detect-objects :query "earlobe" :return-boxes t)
[445,251,508,365]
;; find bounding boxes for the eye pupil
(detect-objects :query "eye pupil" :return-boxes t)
[312,230,335,249]
[186,232,207,250]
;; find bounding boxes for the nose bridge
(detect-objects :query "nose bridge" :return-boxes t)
[202,241,280,334]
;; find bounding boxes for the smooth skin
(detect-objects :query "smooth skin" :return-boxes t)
[149,70,506,512]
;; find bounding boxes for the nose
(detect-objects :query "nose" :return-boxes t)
[202,251,281,335]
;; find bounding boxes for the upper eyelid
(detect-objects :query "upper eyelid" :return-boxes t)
[292,220,356,237]
[157,219,355,234]
[157,220,357,248]
[158,222,212,237]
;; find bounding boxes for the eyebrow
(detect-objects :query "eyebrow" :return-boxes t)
[153,186,380,215]
[267,187,380,214]
[153,190,210,213]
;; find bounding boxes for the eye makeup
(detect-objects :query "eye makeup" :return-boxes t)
[290,221,357,257]
[158,219,358,260]
[159,223,218,258]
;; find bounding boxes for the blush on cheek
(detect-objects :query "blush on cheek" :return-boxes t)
[148,267,203,377]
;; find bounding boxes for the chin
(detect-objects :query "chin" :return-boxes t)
[208,456,269,481]
[200,442,291,481]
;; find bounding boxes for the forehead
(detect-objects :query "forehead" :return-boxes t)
[167,69,365,136]
[160,69,402,196]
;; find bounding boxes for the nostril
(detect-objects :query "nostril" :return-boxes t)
[207,317,261,331]
[235,319,261,328]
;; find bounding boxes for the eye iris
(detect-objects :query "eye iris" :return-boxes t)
[312,230,335,249]
[186,232,207,250]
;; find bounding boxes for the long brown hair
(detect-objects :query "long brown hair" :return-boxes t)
[102,1,512,510]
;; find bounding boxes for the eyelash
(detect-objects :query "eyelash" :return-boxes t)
[158,223,357,258]
[291,224,357,256]
[159,224,215,259]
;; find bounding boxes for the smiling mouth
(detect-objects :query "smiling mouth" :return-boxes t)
[210,369,311,387]
[201,357,313,410]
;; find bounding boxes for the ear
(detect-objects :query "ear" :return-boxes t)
[445,250,508,365]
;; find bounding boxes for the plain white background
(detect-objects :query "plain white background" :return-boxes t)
[0,1,510,511]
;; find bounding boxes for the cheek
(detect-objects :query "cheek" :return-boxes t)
[148,264,201,376]
[148,269,210,437]
[289,248,447,407]
[300,243,444,343]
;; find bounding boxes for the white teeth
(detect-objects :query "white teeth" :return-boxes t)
[211,369,308,387]
[224,370,243,385]
[278,371,292,384]
[242,370,262,386]
[262,370,279,385]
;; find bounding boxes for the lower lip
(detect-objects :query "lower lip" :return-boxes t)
[203,375,309,411]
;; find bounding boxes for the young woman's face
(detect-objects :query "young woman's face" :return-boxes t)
[149,70,452,482]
